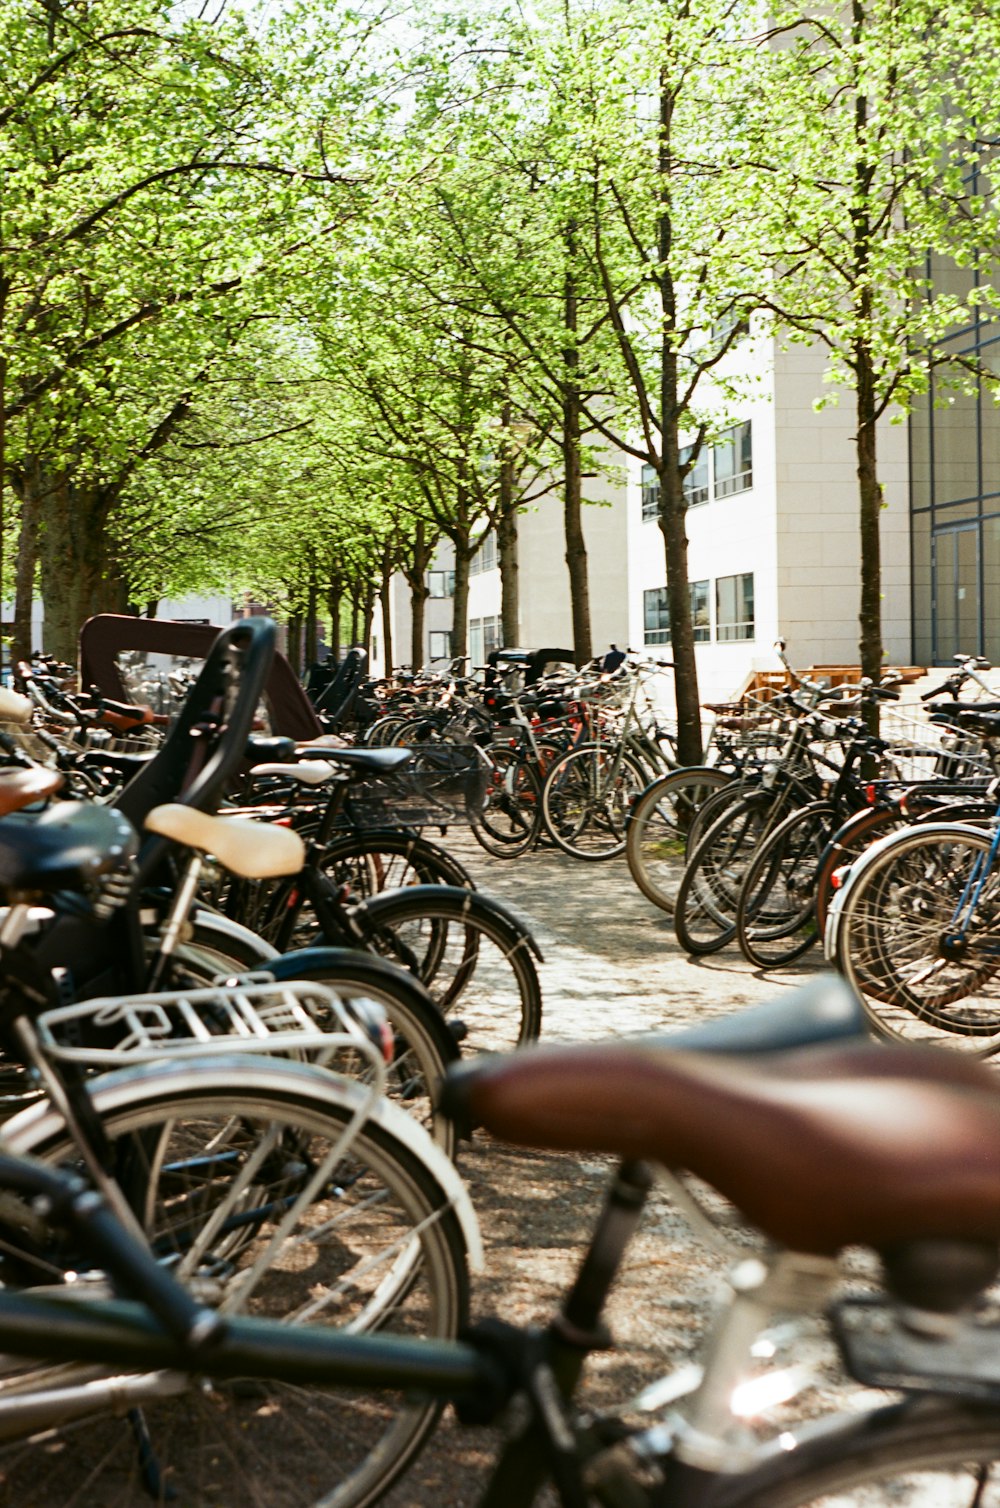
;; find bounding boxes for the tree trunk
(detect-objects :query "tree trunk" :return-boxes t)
[851,48,881,732]
[350,596,360,647]
[304,559,318,669]
[658,455,702,765]
[410,580,427,668]
[562,243,592,666]
[361,584,375,655]
[451,541,472,661]
[379,549,394,677]
[657,59,702,765]
[497,471,519,650]
[12,467,39,668]
[0,342,7,636]
[856,341,883,707]
[29,468,122,667]
[328,583,342,662]
[562,390,592,666]
[287,614,303,675]
[402,518,434,668]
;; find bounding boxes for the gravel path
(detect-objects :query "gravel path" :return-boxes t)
[383,834,824,1506]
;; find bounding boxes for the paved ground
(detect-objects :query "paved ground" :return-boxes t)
[450,828,822,1037]
[382,832,826,1506]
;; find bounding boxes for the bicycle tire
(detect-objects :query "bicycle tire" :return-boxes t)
[470,745,543,857]
[735,801,834,969]
[2,1060,470,1508]
[625,767,735,914]
[320,829,475,896]
[814,805,903,940]
[716,1396,1000,1506]
[834,823,1000,1048]
[358,886,543,1055]
[814,801,995,941]
[541,744,648,860]
[673,793,778,955]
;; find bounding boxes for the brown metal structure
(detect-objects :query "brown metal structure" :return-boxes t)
[79,615,323,741]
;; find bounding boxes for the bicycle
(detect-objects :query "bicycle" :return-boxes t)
[3,975,1000,1505]
[217,748,543,1058]
[541,658,676,861]
[0,823,478,1505]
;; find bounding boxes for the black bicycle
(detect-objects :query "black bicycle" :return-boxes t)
[1,977,1000,1506]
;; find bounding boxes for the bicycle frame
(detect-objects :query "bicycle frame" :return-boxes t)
[943,803,1000,949]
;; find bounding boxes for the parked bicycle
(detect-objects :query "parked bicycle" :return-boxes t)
[0,978,999,1506]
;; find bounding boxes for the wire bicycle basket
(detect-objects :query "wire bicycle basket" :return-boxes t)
[878,707,997,784]
[342,747,489,831]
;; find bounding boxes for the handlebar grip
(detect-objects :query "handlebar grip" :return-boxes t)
[921,682,955,702]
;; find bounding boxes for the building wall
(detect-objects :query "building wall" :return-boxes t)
[626,330,781,703]
[386,337,916,696]
[773,341,912,671]
[517,462,629,654]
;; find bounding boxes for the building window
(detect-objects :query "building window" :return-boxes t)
[641,463,660,522]
[470,615,502,664]
[713,421,752,498]
[429,631,452,660]
[681,445,710,507]
[690,579,710,642]
[643,582,710,644]
[469,533,497,574]
[716,572,755,641]
[643,587,670,645]
[427,570,455,598]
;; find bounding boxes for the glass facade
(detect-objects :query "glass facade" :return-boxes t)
[911,205,1000,661]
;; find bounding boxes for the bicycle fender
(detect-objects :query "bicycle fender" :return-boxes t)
[2,1055,484,1274]
[265,946,461,1066]
[359,884,544,964]
[189,908,280,966]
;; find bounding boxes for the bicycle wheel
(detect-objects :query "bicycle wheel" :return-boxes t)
[674,793,778,955]
[835,824,1000,1048]
[358,886,543,1055]
[541,744,648,860]
[735,802,834,969]
[470,745,542,857]
[267,951,460,1156]
[719,1396,1000,1506]
[2,1062,470,1508]
[814,802,994,941]
[626,767,735,914]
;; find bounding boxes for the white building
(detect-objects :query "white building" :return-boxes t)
[627,333,911,701]
[378,331,915,703]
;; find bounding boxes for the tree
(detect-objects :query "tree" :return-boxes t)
[0,0,381,659]
[756,0,1000,691]
[469,0,775,760]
